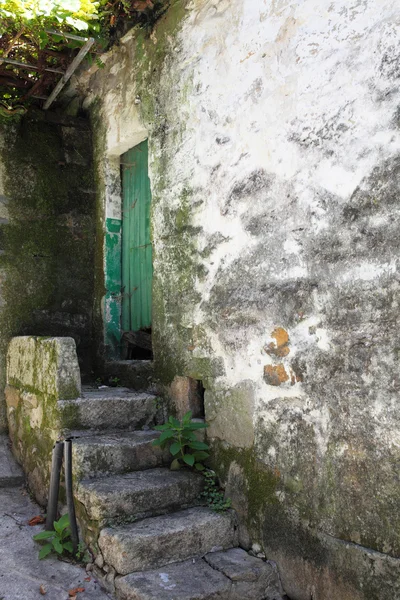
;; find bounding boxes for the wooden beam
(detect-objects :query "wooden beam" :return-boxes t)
[0,57,64,74]
[43,37,94,110]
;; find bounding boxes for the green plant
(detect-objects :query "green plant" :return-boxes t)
[33,514,73,560]
[153,411,209,471]
[76,541,91,563]
[201,469,231,512]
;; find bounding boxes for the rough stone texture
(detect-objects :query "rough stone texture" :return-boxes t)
[266,528,400,600]
[99,507,238,575]
[204,381,255,449]
[104,360,156,392]
[0,486,111,600]
[76,0,400,596]
[72,430,169,479]
[205,548,284,600]
[114,550,283,600]
[170,376,205,419]
[0,133,9,433]
[115,557,232,600]
[75,467,204,524]
[0,434,23,487]
[6,336,81,504]
[60,388,158,430]
[7,336,81,399]
[0,112,95,434]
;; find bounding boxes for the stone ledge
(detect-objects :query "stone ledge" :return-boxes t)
[7,336,81,400]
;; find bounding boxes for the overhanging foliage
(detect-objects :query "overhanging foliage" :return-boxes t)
[0,0,167,114]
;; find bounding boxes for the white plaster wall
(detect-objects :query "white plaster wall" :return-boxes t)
[78,1,400,596]
[169,0,400,389]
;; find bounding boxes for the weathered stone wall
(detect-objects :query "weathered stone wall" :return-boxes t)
[0,110,96,427]
[0,128,10,432]
[76,1,400,598]
[6,336,81,504]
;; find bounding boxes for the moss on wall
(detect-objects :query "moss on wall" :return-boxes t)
[0,110,96,394]
[89,100,108,367]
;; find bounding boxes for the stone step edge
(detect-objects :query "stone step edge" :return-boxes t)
[97,507,239,575]
[70,430,170,481]
[104,548,286,600]
[74,468,204,525]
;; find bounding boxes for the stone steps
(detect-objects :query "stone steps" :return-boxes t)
[71,430,169,480]
[98,507,239,575]
[67,372,285,599]
[75,467,204,524]
[59,387,158,431]
[105,360,155,392]
[114,548,284,600]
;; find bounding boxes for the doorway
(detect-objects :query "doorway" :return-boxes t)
[121,140,153,359]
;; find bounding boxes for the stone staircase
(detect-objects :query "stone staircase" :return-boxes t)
[66,385,285,600]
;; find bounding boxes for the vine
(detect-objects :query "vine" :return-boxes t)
[0,0,168,112]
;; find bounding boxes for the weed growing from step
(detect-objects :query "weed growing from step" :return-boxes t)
[76,541,92,564]
[153,410,209,471]
[33,514,74,560]
[201,469,232,512]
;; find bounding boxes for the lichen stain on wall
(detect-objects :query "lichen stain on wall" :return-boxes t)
[77,0,400,597]
[0,111,96,432]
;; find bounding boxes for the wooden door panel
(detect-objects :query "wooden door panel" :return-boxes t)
[121,140,152,333]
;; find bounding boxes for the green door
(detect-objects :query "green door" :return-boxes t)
[121,140,153,333]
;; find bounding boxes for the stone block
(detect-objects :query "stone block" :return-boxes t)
[99,507,238,574]
[5,336,81,504]
[115,558,232,600]
[5,385,20,408]
[72,430,169,480]
[170,376,204,419]
[59,388,157,431]
[205,548,284,600]
[205,381,254,448]
[75,467,204,524]
[7,336,81,400]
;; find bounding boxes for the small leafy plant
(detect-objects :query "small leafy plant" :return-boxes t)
[33,514,73,560]
[201,469,232,512]
[76,540,92,564]
[153,411,209,471]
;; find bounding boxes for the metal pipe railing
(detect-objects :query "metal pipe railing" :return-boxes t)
[45,441,64,531]
[64,439,79,555]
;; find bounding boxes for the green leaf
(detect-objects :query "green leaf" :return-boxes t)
[54,514,69,533]
[61,527,71,540]
[168,416,180,428]
[39,543,52,559]
[63,541,74,553]
[188,441,209,450]
[195,463,205,471]
[152,438,162,446]
[193,451,209,461]
[159,430,175,443]
[181,429,197,441]
[170,442,181,456]
[183,454,195,466]
[170,458,181,470]
[52,537,63,554]
[182,410,192,424]
[154,424,169,431]
[33,531,55,541]
[53,522,62,534]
